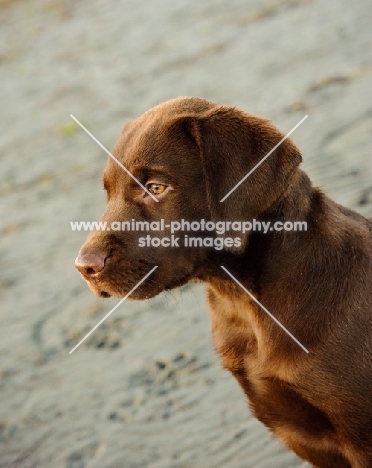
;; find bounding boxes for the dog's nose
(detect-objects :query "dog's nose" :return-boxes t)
[75,253,106,276]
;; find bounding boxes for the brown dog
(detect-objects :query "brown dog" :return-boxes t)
[75,97,372,468]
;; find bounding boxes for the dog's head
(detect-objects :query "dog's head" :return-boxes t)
[75,97,302,299]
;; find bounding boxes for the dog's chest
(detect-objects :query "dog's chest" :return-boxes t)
[205,286,341,457]
[205,284,307,401]
[206,286,268,376]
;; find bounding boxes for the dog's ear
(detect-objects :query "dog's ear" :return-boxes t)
[180,106,302,253]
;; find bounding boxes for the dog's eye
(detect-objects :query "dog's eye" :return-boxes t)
[146,183,167,195]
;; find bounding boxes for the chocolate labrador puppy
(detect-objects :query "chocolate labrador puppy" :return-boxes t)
[75,97,372,468]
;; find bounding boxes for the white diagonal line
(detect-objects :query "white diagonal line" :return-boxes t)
[220,115,308,202]
[69,266,158,354]
[220,266,309,353]
[70,114,159,203]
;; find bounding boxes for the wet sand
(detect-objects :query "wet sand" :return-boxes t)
[1,0,371,466]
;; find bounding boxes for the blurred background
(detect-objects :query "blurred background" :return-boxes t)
[1,0,371,467]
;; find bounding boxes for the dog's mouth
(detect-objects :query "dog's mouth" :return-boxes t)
[83,258,158,299]
[84,261,195,300]
[82,275,111,298]
[99,290,111,298]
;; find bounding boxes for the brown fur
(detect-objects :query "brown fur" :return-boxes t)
[75,97,372,468]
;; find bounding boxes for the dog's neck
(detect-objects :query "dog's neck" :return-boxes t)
[197,169,327,295]
[263,168,314,222]
[201,169,370,297]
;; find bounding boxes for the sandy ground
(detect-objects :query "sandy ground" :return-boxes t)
[1,0,371,466]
